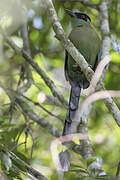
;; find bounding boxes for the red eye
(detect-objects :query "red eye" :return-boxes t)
[81,15,85,19]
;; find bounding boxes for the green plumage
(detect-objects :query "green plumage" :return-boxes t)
[65,18,101,88]
[59,10,101,171]
[63,10,101,135]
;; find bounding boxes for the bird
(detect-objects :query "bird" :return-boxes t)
[59,9,101,171]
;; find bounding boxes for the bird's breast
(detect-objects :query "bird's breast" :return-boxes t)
[69,24,101,66]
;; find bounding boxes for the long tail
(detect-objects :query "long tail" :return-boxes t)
[59,85,81,172]
[63,85,81,135]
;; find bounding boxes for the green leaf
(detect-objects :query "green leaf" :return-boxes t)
[87,157,96,167]
[7,167,23,180]
[111,52,120,64]
[57,144,67,153]
[70,168,88,173]
[72,135,80,145]
[30,29,39,41]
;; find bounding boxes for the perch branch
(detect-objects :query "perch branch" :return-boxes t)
[44,0,120,127]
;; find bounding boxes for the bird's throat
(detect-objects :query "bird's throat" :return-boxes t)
[72,18,85,27]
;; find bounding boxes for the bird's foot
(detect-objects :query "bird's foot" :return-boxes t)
[65,118,72,124]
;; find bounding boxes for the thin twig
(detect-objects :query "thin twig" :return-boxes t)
[15,98,62,137]
[28,129,34,160]
[9,151,49,180]
[10,142,26,151]
[116,161,120,180]
[22,95,64,122]
[18,5,33,93]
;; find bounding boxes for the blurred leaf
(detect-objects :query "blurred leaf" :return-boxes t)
[30,29,40,41]
[87,157,96,167]
[1,152,12,171]
[111,52,120,63]
[57,144,67,153]
[72,135,80,145]
[7,166,23,180]
[50,58,63,67]
[71,165,88,173]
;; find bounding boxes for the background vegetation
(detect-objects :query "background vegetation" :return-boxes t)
[0,0,120,179]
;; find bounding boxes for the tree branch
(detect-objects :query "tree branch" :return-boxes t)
[0,28,68,107]
[99,0,111,59]
[22,95,64,122]
[43,0,120,127]
[78,119,106,176]
[9,151,50,180]
[0,83,106,175]
[98,0,120,127]
[17,1,33,94]
[0,82,62,138]
[0,143,49,180]
[43,0,120,176]
[15,95,62,137]
[67,104,106,176]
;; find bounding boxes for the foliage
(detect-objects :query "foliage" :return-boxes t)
[0,0,120,179]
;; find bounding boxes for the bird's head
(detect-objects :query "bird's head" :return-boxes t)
[65,9,91,27]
